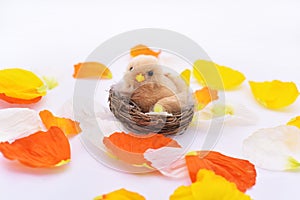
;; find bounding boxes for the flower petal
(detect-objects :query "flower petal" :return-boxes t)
[0,68,46,104]
[0,94,42,104]
[243,125,300,171]
[249,80,299,109]
[144,147,188,178]
[287,116,300,129]
[39,110,82,135]
[195,100,258,125]
[42,76,59,90]
[170,169,251,200]
[94,188,145,200]
[180,69,191,86]
[0,126,70,168]
[103,132,181,165]
[194,87,218,110]
[0,108,42,143]
[193,60,245,90]
[130,44,161,57]
[185,151,256,192]
[73,62,112,79]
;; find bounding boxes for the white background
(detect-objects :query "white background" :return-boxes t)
[1,0,300,199]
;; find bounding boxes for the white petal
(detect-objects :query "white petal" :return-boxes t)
[144,147,189,178]
[195,101,258,126]
[0,108,42,143]
[243,125,300,171]
[58,99,116,123]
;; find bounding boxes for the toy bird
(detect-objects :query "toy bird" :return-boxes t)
[113,55,193,113]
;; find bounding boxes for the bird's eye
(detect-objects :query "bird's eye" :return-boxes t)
[148,70,154,76]
[129,66,134,71]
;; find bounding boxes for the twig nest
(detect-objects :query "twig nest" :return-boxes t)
[108,87,194,135]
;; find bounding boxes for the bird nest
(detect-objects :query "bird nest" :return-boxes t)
[108,88,194,135]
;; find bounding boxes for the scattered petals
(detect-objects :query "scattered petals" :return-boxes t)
[39,110,82,135]
[94,188,145,200]
[287,116,300,129]
[73,62,112,79]
[144,147,188,178]
[193,60,245,90]
[243,125,300,171]
[0,127,71,168]
[194,87,218,110]
[185,151,256,192]
[130,44,161,57]
[249,80,299,109]
[170,169,251,200]
[0,68,46,104]
[195,101,258,125]
[0,108,42,143]
[180,69,191,86]
[103,132,181,165]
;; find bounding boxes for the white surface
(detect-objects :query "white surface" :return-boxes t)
[1,0,300,199]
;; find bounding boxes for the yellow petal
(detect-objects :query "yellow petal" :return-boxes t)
[180,69,191,86]
[193,60,245,90]
[0,68,46,100]
[249,80,299,109]
[170,170,251,200]
[94,188,145,200]
[287,116,300,129]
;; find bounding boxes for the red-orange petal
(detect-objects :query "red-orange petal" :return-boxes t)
[103,132,181,165]
[130,44,161,57]
[185,151,256,192]
[0,126,71,168]
[39,110,81,135]
[0,93,42,104]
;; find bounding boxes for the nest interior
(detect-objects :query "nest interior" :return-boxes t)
[108,88,194,135]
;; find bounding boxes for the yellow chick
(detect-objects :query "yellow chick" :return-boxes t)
[114,55,192,113]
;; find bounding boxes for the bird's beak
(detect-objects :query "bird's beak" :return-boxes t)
[135,73,145,82]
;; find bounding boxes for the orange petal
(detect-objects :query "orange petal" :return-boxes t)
[0,93,42,104]
[94,188,146,200]
[0,127,70,168]
[73,62,112,79]
[194,87,219,110]
[185,151,256,192]
[130,44,161,57]
[103,132,181,165]
[39,110,82,135]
